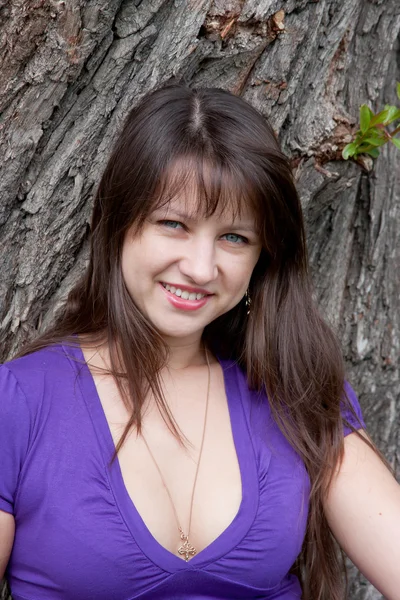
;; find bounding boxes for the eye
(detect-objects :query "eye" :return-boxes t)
[159,220,184,229]
[222,233,248,244]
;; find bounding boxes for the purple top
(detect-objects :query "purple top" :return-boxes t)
[0,343,365,600]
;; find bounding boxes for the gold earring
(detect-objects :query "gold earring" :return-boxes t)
[245,289,251,315]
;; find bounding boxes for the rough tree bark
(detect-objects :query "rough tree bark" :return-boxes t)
[0,1,399,599]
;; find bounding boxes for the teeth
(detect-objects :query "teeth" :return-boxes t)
[162,283,206,301]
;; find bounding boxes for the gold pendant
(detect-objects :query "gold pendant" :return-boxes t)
[178,528,196,562]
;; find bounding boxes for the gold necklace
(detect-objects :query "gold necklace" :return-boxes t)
[141,348,211,562]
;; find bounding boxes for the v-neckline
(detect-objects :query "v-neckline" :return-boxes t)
[70,342,260,573]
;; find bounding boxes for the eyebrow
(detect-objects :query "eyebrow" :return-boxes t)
[154,208,258,232]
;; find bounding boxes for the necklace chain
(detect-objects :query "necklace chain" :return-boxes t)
[141,347,211,562]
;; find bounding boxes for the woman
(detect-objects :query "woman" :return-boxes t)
[1,83,399,600]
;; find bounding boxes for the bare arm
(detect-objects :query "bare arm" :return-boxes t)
[0,510,14,579]
[324,431,400,600]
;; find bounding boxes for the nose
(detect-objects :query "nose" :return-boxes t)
[179,238,218,286]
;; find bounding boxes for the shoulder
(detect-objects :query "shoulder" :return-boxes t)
[1,343,82,420]
[221,359,306,466]
[4,342,77,375]
[341,380,366,434]
[220,358,280,432]
[224,359,365,436]
[3,342,80,383]
[0,342,85,460]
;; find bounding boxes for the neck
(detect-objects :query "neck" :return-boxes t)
[164,337,207,370]
[80,333,209,372]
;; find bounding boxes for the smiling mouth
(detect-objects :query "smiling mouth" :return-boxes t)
[161,283,209,301]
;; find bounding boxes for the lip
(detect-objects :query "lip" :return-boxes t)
[159,282,211,311]
[161,282,213,295]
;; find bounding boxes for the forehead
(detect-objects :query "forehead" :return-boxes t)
[150,155,260,226]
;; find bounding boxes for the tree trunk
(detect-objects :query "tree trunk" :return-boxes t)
[1,1,399,598]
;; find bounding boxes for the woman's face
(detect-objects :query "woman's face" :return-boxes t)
[121,191,262,347]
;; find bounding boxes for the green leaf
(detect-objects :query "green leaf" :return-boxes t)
[362,126,386,141]
[362,137,386,147]
[397,82,400,100]
[392,137,400,150]
[342,142,358,159]
[366,126,384,137]
[383,105,400,125]
[354,131,364,142]
[364,148,380,158]
[357,144,374,152]
[360,104,372,133]
[370,109,390,127]
[386,108,400,123]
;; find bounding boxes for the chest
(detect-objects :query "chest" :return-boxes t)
[93,363,242,559]
[11,355,310,599]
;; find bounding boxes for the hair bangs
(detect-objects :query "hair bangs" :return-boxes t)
[145,153,264,234]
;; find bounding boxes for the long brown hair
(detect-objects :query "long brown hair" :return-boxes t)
[16,82,365,598]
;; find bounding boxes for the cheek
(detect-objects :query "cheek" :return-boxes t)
[121,244,136,279]
[246,247,262,282]
[224,265,253,301]
[121,238,172,285]
[229,250,260,284]
[121,242,149,293]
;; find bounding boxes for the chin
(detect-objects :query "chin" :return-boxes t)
[151,318,205,340]
[157,327,204,340]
